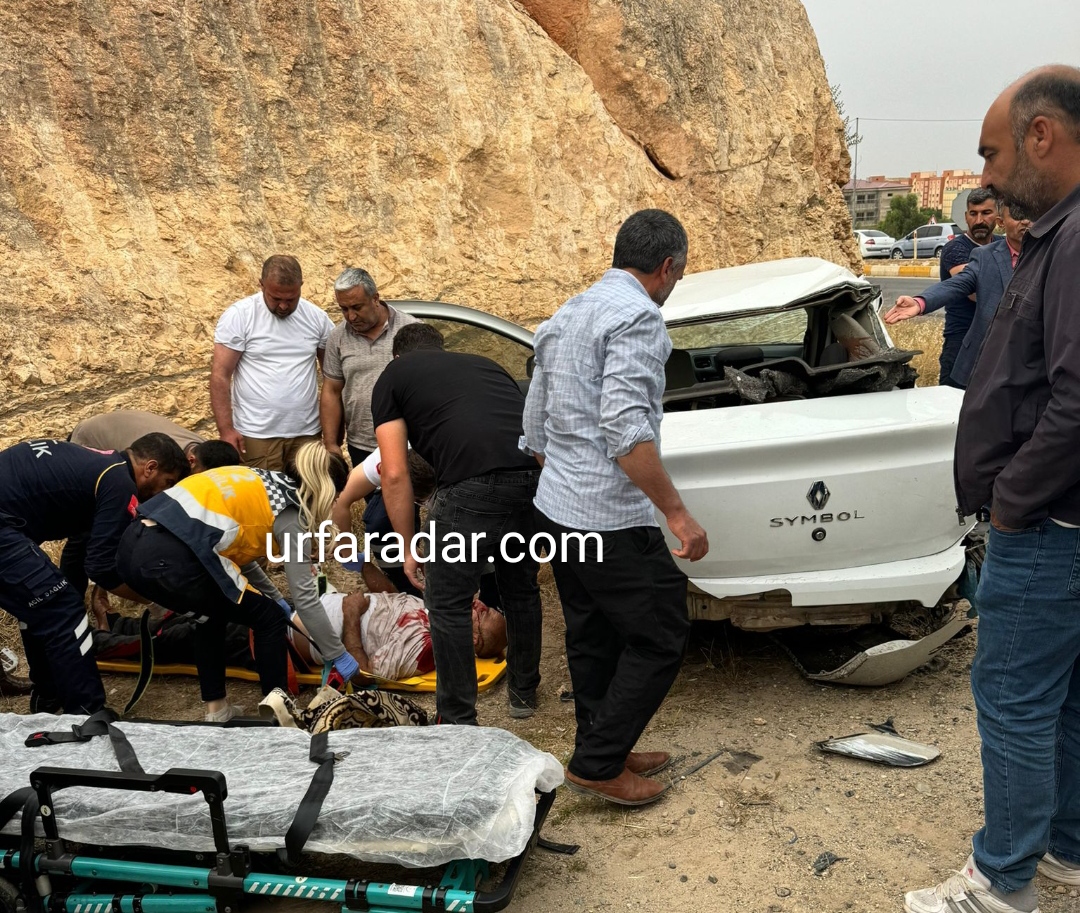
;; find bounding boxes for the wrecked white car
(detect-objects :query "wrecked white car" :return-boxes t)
[399,257,979,639]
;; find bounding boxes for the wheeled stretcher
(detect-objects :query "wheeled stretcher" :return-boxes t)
[0,712,564,913]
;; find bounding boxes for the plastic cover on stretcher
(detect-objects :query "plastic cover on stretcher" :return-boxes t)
[0,714,564,867]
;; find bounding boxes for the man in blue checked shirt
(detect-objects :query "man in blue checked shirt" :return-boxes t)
[521,209,709,807]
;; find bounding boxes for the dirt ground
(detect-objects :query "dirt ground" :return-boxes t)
[3,572,1078,913]
[4,322,1077,912]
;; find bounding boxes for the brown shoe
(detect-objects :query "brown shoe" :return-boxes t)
[625,751,672,777]
[563,768,669,806]
[0,669,32,697]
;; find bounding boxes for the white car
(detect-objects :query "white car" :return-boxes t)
[398,258,978,633]
[854,229,895,258]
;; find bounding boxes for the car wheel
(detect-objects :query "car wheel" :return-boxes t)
[891,249,904,260]
[934,246,944,259]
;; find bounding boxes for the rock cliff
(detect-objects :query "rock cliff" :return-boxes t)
[0,0,854,444]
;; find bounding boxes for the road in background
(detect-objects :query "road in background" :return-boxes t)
[868,276,943,317]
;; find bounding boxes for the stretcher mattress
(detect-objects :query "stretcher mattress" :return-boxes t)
[0,713,563,867]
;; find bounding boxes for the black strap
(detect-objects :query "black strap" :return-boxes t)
[124,608,155,716]
[285,618,319,673]
[276,731,336,865]
[0,786,33,833]
[24,709,145,775]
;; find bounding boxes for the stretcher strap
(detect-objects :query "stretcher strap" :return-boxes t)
[277,731,337,865]
[24,708,145,775]
[124,607,155,716]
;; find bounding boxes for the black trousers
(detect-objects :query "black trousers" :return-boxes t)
[938,333,965,389]
[0,521,106,714]
[116,522,288,702]
[537,510,690,781]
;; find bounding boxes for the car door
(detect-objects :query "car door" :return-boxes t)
[912,225,936,258]
[393,300,536,391]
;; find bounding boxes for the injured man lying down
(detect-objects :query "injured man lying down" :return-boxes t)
[289,562,508,680]
[95,562,508,682]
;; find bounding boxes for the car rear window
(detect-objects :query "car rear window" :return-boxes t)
[668,310,807,348]
[861,230,887,238]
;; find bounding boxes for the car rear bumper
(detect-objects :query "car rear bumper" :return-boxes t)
[689,541,967,608]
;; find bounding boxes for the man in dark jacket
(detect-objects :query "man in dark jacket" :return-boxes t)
[883,204,1031,388]
[0,434,185,713]
[904,66,1080,913]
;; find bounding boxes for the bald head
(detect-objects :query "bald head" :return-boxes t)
[979,65,1080,219]
[1009,65,1080,147]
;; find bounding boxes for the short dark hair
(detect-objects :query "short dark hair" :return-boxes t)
[393,323,445,356]
[966,187,997,208]
[128,433,189,478]
[193,440,241,470]
[611,209,688,273]
[407,451,436,503]
[261,254,303,286]
[1010,68,1080,147]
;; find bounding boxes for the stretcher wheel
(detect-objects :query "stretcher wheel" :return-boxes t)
[0,876,23,913]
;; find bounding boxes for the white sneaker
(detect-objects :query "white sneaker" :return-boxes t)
[904,855,1041,913]
[1038,851,1080,886]
[204,703,244,723]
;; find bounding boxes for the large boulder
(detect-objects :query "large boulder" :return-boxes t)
[0,0,854,444]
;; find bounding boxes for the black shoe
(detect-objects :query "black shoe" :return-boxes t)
[28,691,62,714]
[508,689,537,719]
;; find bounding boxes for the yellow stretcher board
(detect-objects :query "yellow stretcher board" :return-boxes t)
[97,656,507,694]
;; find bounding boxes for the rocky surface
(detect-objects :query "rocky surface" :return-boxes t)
[0,0,854,445]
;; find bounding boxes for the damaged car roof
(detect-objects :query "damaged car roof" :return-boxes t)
[662,257,873,325]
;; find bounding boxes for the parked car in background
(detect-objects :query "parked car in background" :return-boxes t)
[397,257,979,636]
[889,222,962,259]
[854,229,895,258]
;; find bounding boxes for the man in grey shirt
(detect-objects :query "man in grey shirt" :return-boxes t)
[319,268,419,593]
[521,209,708,807]
[319,267,418,466]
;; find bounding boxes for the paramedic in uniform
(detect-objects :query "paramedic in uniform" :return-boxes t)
[0,434,187,713]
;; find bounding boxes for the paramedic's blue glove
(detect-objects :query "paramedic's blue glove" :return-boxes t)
[277,598,292,618]
[333,652,360,682]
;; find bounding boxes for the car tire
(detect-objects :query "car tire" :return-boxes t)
[890,249,904,260]
[934,246,944,259]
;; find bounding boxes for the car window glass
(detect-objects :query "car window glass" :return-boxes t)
[420,318,533,381]
[667,310,808,348]
[915,226,933,238]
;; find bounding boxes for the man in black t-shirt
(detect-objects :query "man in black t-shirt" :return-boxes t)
[0,434,186,713]
[371,323,542,725]
[936,188,1000,386]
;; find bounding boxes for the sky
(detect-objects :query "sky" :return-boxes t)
[800,0,1080,179]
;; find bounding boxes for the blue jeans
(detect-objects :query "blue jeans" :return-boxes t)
[424,470,542,725]
[971,519,1080,892]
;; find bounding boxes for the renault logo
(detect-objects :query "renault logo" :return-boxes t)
[806,481,830,511]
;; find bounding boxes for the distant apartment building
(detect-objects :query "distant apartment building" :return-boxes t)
[941,169,983,217]
[909,169,982,213]
[842,176,912,228]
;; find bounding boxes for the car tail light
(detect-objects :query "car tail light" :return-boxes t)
[946,233,955,240]
[867,239,875,245]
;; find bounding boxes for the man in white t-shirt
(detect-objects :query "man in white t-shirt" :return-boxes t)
[210,255,335,471]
